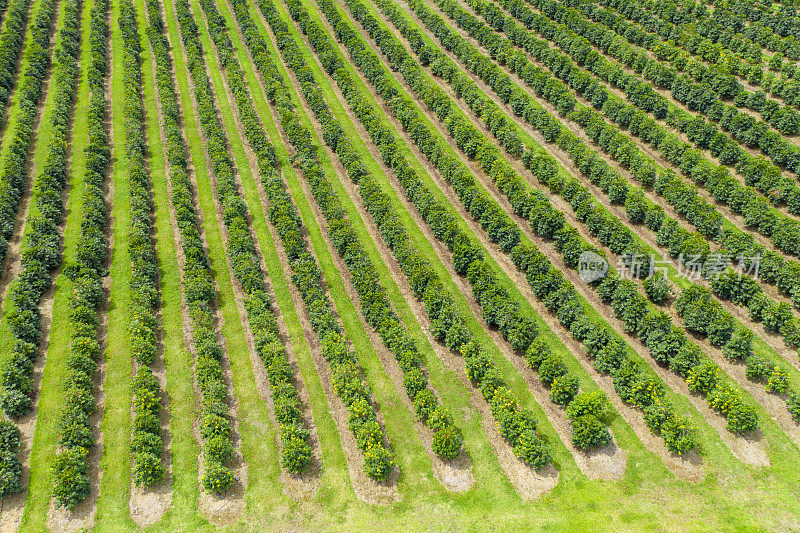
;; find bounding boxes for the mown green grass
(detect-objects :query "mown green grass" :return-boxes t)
[91,0,137,527]
[17,0,90,526]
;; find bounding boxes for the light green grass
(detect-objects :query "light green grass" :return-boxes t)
[91,0,137,527]
[7,0,800,528]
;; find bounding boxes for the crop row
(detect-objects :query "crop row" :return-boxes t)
[423,0,800,408]
[0,420,21,497]
[52,0,109,510]
[183,0,318,475]
[573,0,800,130]
[523,0,800,178]
[438,0,800,352]
[480,0,800,229]
[0,0,78,501]
[145,0,237,494]
[396,0,788,431]
[348,0,765,437]
[120,0,167,487]
[0,0,36,140]
[285,0,621,452]
[200,0,399,479]
[644,0,800,57]
[494,0,800,229]
[206,0,468,460]
[176,0,317,480]
[466,0,800,363]
[314,0,701,453]
[0,0,58,418]
[590,0,767,72]
[582,0,791,100]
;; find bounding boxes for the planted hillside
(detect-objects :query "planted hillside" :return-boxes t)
[3,0,800,527]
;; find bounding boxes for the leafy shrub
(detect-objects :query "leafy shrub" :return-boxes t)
[726,403,758,434]
[413,389,437,421]
[131,431,162,457]
[432,424,463,461]
[403,368,427,399]
[707,382,740,416]
[513,430,550,469]
[0,421,21,450]
[202,461,234,494]
[282,433,313,473]
[723,329,754,361]
[745,354,775,382]
[687,361,719,394]
[643,400,672,434]
[53,447,90,510]
[643,272,672,304]
[669,344,701,377]
[549,374,579,405]
[0,450,22,497]
[566,390,610,421]
[205,435,234,464]
[363,443,394,480]
[570,414,612,450]
[767,368,790,394]
[538,354,567,386]
[662,415,699,455]
[133,452,165,486]
[200,413,231,441]
[788,390,800,422]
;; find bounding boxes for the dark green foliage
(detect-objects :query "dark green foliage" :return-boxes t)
[570,415,612,450]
